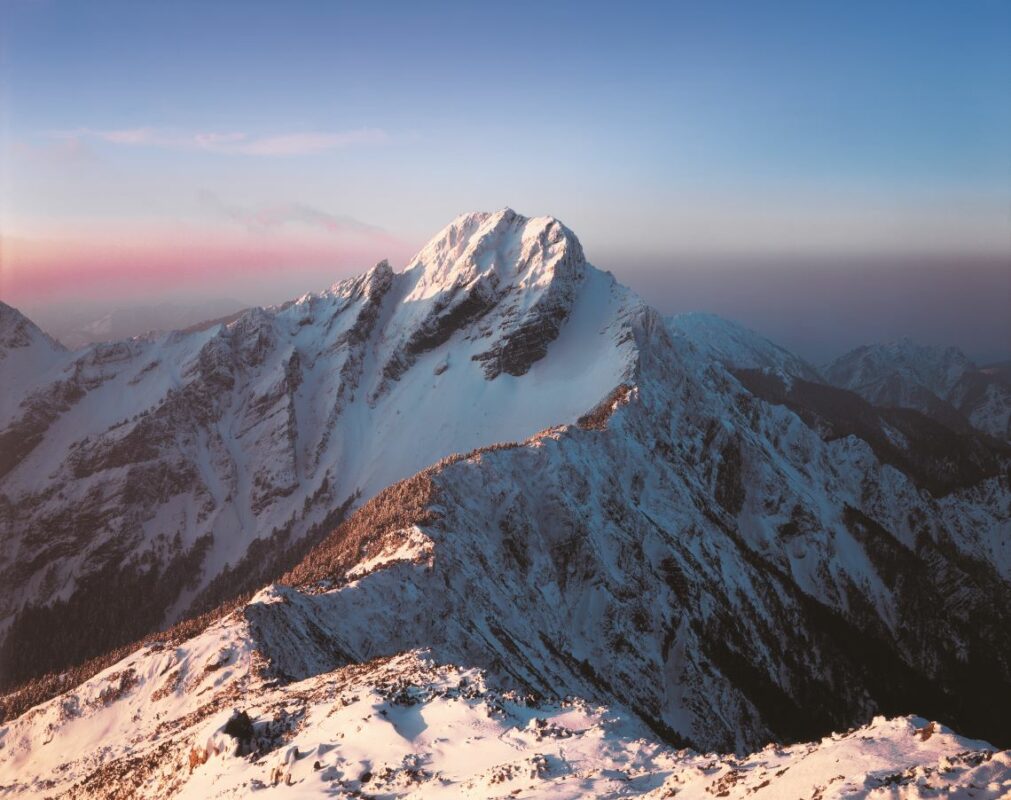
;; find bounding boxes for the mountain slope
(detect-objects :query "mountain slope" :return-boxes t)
[824,339,1011,440]
[949,367,1011,441]
[2,211,1009,798]
[1,302,1009,795]
[0,209,640,687]
[667,311,822,382]
[246,311,1011,752]
[733,369,1008,496]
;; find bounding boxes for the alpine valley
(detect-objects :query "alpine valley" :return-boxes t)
[1,210,1009,798]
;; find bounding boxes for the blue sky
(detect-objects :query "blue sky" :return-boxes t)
[1,0,1009,359]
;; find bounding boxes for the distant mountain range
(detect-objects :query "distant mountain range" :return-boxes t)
[1,210,1008,798]
[669,312,1011,441]
[823,339,1011,440]
[26,299,250,350]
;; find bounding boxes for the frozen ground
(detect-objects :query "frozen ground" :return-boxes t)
[2,639,1007,799]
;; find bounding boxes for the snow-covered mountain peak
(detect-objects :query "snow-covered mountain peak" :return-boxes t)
[0,210,644,694]
[3,212,1010,798]
[3,291,1009,794]
[404,208,585,302]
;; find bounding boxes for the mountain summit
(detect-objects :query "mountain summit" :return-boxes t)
[404,208,585,301]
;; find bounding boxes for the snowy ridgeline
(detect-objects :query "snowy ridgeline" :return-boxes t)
[1,630,1008,799]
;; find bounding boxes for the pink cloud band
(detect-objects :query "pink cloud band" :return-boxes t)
[0,222,415,307]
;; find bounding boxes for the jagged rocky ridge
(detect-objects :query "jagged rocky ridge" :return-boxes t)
[1,210,1010,797]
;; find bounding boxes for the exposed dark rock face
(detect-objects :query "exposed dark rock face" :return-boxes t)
[714,436,745,515]
[375,274,502,397]
[472,219,585,379]
[0,378,86,479]
[472,297,572,378]
[0,533,213,689]
[404,276,502,357]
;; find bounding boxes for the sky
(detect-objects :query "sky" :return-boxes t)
[1,0,1009,362]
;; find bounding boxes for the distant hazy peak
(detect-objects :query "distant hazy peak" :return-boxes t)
[823,339,977,397]
[823,339,1010,440]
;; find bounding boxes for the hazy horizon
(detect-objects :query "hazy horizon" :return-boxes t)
[14,242,1009,367]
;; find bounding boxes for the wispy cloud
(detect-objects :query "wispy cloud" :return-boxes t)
[198,191,389,236]
[231,131,387,155]
[50,127,389,156]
